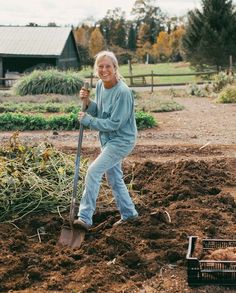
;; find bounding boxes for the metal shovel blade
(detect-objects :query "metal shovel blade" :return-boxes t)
[58,225,85,249]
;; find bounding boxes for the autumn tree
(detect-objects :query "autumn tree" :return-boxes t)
[74,26,90,48]
[136,23,151,61]
[169,26,185,61]
[136,23,150,47]
[152,31,172,61]
[182,0,236,69]
[88,27,105,58]
[74,25,91,66]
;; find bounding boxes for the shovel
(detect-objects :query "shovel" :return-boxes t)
[58,82,89,249]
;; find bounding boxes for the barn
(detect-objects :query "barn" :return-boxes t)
[0,26,81,82]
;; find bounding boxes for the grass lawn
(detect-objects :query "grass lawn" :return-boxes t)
[78,62,216,86]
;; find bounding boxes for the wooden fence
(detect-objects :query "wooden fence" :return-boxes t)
[86,70,218,93]
[0,77,19,89]
[0,70,218,92]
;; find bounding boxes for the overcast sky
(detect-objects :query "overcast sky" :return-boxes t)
[0,0,233,26]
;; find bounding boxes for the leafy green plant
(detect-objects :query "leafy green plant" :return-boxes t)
[47,113,78,130]
[63,104,80,113]
[212,71,234,93]
[0,113,46,130]
[136,96,184,113]
[0,111,156,131]
[152,101,184,112]
[215,85,236,103]
[131,89,141,99]
[135,111,157,129]
[13,69,84,96]
[0,103,18,113]
[186,83,206,97]
[0,102,81,114]
[169,87,178,97]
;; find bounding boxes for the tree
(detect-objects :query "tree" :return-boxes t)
[152,31,172,61]
[74,25,91,67]
[127,24,137,51]
[112,18,127,48]
[88,27,105,58]
[47,22,57,27]
[131,0,165,44]
[136,23,153,62]
[26,22,38,27]
[169,26,185,61]
[99,8,127,48]
[182,0,236,69]
[74,26,90,48]
[136,41,152,62]
[136,23,150,47]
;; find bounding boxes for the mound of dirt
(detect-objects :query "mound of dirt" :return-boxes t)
[129,158,234,202]
[0,157,235,293]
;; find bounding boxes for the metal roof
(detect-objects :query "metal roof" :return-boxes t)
[0,26,72,57]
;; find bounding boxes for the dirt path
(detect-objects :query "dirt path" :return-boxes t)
[0,96,235,292]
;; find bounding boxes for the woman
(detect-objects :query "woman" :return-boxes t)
[73,51,138,231]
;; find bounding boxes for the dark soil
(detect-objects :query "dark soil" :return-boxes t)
[0,96,235,292]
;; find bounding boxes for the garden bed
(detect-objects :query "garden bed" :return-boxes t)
[0,95,235,292]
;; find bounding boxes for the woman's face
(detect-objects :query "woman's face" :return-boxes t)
[97,56,117,87]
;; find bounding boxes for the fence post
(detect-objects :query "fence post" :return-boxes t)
[128,60,133,86]
[151,70,154,93]
[90,72,93,88]
[229,55,233,75]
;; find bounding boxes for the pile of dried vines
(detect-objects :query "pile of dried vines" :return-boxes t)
[0,133,87,223]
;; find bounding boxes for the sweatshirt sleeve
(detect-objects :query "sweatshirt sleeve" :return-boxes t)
[85,100,97,117]
[81,91,133,132]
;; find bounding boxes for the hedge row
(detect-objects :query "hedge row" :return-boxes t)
[0,102,80,113]
[0,111,157,131]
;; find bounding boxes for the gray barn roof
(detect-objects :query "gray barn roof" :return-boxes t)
[0,26,73,57]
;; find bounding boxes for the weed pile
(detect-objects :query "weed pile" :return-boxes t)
[0,133,88,223]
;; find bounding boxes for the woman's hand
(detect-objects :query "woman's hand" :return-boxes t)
[79,86,90,109]
[78,111,86,121]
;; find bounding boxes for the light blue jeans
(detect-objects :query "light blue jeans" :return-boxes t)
[78,144,138,226]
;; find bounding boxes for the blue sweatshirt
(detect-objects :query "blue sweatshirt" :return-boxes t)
[80,79,137,154]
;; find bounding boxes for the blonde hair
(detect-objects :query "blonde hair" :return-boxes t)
[93,51,123,80]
